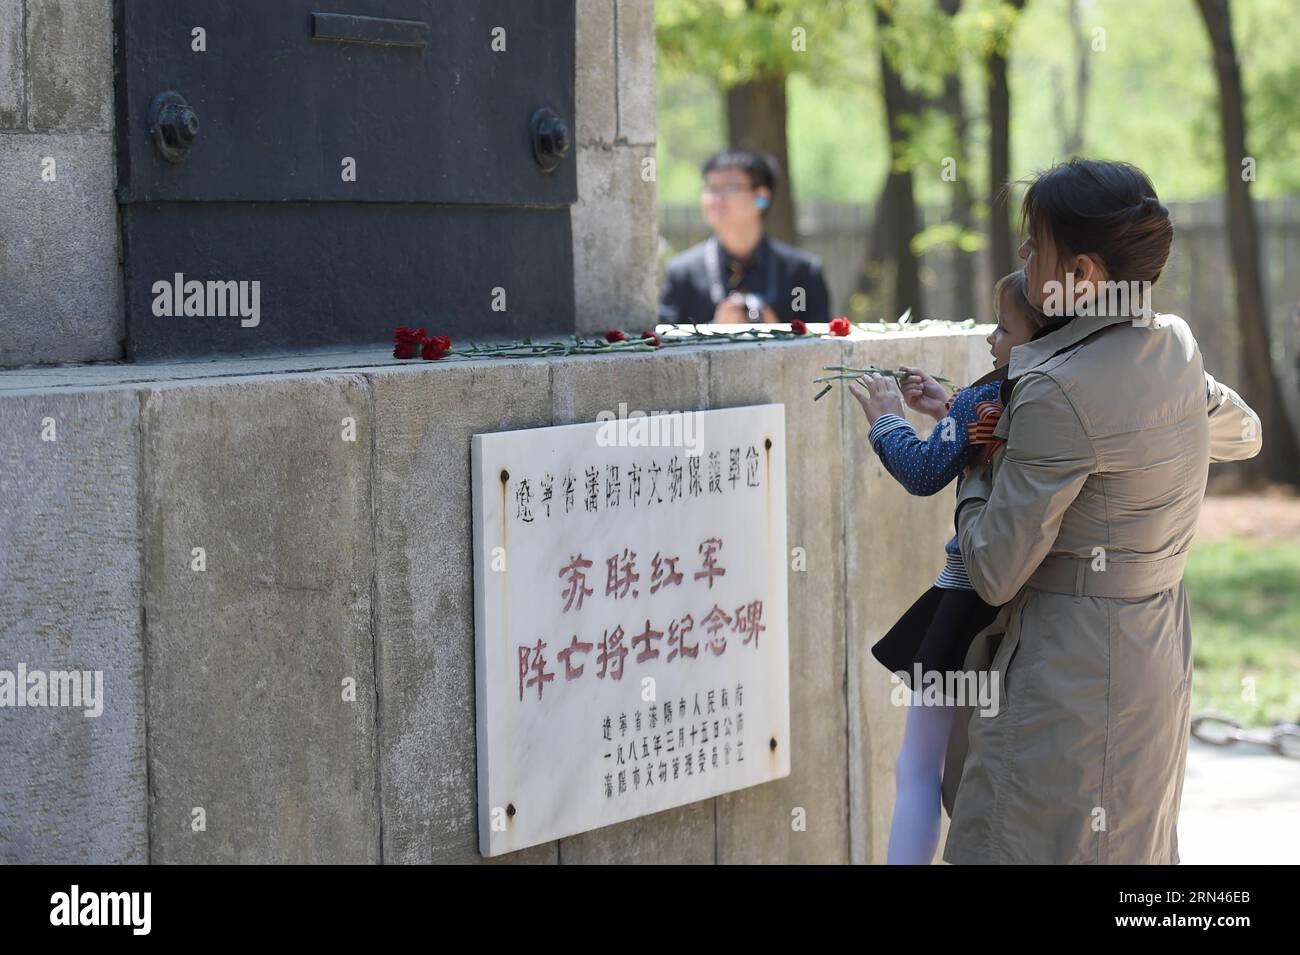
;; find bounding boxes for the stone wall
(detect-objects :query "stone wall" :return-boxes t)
[573,0,660,337]
[0,0,121,367]
[0,327,990,862]
[0,0,660,367]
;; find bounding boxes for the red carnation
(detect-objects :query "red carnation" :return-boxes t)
[422,334,452,360]
[829,316,851,336]
[605,329,627,343]
[640,330,660,347]
[790,319,807,336]
[393,325,424,359]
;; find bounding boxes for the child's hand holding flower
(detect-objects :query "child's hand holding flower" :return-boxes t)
[848,372,905,425]
[898,365,951,421]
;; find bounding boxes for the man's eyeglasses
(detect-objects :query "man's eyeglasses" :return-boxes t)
[701,184,754,198]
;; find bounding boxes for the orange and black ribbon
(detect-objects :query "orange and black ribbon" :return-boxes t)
[967,400,1004,450]
[944,376,1006,455]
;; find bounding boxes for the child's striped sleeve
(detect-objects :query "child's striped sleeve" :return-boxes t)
[867,381,1001,497]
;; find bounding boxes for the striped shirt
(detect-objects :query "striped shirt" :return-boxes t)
[866,380,1003,591]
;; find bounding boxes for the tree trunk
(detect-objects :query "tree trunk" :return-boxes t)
[1052,0,1090,155]
[1196,0,1300,486]
[859,0,923,319]
[1065,0,1090,155]
[726,72,797,246]
[939,0,975,321]
[987,0,1026,283]
[856,174,894,300]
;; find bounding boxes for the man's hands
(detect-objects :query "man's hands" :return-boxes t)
[898,365,950,420]
[712,292,779,324]
[848,372,905,425]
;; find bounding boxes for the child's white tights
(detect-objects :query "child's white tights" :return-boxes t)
[887,697,956,865]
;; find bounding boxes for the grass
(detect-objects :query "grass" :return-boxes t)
[1185,537,1300,726]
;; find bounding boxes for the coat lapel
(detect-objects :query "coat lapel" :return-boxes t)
[1008,312,1134,379]
[997,312,1134,407]
[991,312,1133,439]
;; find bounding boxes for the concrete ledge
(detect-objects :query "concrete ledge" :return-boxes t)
[0,327,990,862]
[709,338,849,863]
[370,359,557,865]
[140,375,378,863]
[0,389,145,863]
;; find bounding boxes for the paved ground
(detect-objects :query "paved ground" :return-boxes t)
[1196,484,1300,542]
[1180,487,1300,864]
[1178,737,1300,864]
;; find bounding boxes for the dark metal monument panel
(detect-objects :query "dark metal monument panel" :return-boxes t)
[115,1,578,359]
[115,0,577,203]
[122,203,574,360]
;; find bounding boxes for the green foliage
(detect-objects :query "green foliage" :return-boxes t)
[657,0,859,86]
[878,0,1016,95]
[658,0,1300,206]
[911,221,986,255]
[1185,538,1300,725]
[656,73,725,204]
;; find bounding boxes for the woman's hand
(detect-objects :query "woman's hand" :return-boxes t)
[848,373,905,425]
[899,365,950,420]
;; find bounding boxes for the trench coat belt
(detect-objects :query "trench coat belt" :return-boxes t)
[1026,551,1188,598]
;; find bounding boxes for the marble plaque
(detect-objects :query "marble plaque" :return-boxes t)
[471,403,791,856]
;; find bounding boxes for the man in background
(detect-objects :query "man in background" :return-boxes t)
[658,148,831,325]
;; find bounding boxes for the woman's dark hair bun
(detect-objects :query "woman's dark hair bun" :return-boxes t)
[1139,195,1168,218]
[1017,159,1174,286]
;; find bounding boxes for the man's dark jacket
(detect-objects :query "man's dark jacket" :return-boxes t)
[658,234,831,325]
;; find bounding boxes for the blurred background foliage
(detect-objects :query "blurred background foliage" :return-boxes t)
[657,0,1300,205]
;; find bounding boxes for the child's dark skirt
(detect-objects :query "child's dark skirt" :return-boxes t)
[871,586,1000,689]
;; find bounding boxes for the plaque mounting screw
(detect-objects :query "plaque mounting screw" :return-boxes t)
[530,107,570,173]
[150,91,200,164]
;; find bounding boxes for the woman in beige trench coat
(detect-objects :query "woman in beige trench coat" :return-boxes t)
[938,159,1263,864]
